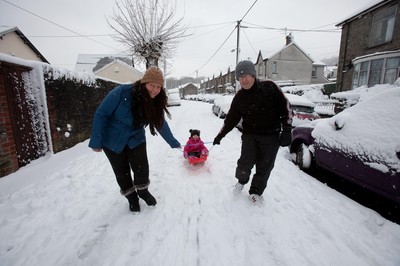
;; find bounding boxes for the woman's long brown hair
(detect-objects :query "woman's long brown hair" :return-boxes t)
[132,81,171,135]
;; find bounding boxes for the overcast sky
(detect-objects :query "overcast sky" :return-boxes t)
[0,0,379,79]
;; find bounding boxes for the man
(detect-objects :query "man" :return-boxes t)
[213,60,293,204]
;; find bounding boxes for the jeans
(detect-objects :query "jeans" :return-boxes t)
[235,133,280,196]
[103,143,149,193]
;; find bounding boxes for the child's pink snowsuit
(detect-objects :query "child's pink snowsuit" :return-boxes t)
[183,137,209,158]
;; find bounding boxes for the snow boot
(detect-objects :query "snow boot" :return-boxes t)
[126,191,140,212]
[233,182,244,195]
[249,194,264,206]
[137,188,157,206]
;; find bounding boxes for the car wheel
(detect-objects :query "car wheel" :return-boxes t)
[296,143,313,170]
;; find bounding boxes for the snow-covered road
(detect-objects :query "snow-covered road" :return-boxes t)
[1,100,399,266]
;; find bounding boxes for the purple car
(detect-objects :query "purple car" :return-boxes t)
[289,87,400,204]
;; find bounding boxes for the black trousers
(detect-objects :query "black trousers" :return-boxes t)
[103,143,149,193]
[235,133,280,196]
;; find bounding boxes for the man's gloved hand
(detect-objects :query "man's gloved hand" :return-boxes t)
[279,126,292,147]
[213,134,222,145]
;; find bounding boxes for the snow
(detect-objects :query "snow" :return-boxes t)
[213,94,234,116]
[312,86,400,173]
[284,93,315,108]
[1,89,400,265]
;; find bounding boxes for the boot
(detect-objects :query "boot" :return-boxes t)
[126,191,140,212]
[137,189,157,206]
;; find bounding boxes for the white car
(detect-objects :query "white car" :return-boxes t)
[167,88,181,107]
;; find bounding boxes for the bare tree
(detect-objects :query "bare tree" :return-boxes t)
[108,0,188,69]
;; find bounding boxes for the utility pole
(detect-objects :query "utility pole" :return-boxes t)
[234,0,258,93]
[235,20,241,68]
[235,20,241,93]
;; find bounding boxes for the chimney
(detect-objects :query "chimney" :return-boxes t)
[286,33,293,45]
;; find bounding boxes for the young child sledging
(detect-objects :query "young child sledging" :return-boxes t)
[184,129,209,161]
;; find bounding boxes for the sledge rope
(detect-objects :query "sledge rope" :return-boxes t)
[181,141,213,147]
[176,142,215,153]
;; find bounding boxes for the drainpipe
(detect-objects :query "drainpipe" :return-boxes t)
[340,23,350,92]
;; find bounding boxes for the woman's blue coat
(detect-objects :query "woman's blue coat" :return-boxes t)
[89,84,180,153]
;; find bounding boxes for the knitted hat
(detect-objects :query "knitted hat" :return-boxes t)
[189,129,200,137]
[235,60,256,80]
[141,66,164,86]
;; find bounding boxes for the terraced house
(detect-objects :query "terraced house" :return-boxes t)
[336,0,400,91]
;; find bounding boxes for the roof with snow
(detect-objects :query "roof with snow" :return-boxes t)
[74,54,133,73]
[0,26,49,63]
[336,0,389,26]
[261,41,315,63]
[93,59,142,76]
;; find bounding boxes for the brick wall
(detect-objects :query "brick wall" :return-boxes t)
[0,61,118,177]
[0,67,19,176]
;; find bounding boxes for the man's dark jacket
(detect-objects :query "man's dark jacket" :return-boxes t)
[218,79,293,138]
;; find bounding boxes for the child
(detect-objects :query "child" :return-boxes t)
[184,129,209,159]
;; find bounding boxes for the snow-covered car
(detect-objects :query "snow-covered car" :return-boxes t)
[285,93,320,127]
[211,94,234,118]
[289,87,400,204]
[235,93,320,130]
[167,88,181,107]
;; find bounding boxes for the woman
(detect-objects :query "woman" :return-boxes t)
[89,67,181,213]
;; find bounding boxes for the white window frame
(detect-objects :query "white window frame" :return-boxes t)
[352,51,400,89]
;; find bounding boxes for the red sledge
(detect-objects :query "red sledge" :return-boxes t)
[186,155,208,165]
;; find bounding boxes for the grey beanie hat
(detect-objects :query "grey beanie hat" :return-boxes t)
[235,60,256,80]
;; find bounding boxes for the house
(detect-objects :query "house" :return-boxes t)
[94,59,143,83]
[200,34,329,92]
[255,34,328,85]
[325,66,338,82]
[179,83,199,98]
[335,0,400,91]
[0,26,49,63]
[199,69,235,94]
[75,54,142,83]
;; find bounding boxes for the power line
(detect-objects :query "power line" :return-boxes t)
[240,0,258,22]
[2,0,116,49]
[190,0,259,77]
[241,28,257,58]
[192,25,237,75]
[188,21,235,29]
[27,34,114,38]
[242,21,341,33]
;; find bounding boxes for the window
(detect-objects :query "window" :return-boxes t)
[369,5,397,47]
[384,57,400,84]
[258,64,264,77]
[358,62,369,87]
[352,53,400,89]
[272,61,277,74]
[311,66,317,78]
[368,59,384,86]
[352,63,360,88]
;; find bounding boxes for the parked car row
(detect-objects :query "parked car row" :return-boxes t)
[211,86,400,203]
[212,93,320,128]
[211,95,234,118]
[289,87,400,204]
